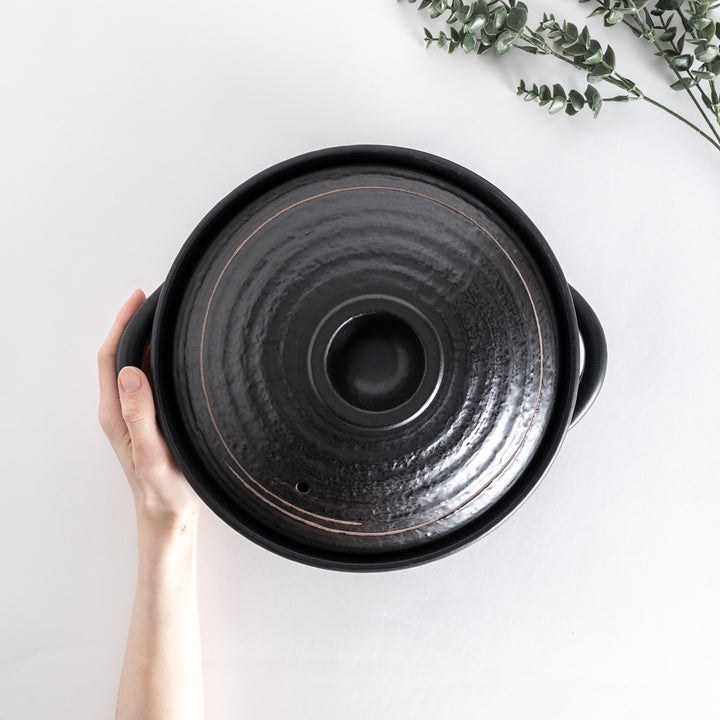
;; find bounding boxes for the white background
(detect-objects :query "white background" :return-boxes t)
[2,0,719,718]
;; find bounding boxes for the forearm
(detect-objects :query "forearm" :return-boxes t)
[116,509,204,720]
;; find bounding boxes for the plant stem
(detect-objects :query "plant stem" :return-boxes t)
[642,94,720,149]
[654,14,706,100]
[654,12,717,123]
[674,7,719,122]
[519,27,720,150]
[651,37,720,142]
[621,12,720,144]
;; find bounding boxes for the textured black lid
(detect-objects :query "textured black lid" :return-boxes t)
[152,146,575,569]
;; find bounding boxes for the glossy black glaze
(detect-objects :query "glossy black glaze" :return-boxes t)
[307,294,444,429]
[115,286,161,376]
[115,145,607,571]
[568,287,607,428]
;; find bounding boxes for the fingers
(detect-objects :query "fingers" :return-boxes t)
[117,367,171,475]
[98,289,146,439]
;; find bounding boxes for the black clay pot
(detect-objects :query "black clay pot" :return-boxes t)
[116,145,607,572]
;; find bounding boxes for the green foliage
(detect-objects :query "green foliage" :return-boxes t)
[405,0,720,151]
[516,79,613,115]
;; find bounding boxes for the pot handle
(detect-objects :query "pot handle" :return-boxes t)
[115,285,163,376]
[569,286,607,428]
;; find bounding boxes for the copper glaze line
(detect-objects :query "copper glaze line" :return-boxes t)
[200,185,545,534]
[226,449,517,537]
[224,463,367,533]
[198,354,361,524]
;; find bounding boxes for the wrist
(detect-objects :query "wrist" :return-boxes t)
[135,503,200,544]
[135,508,199,586]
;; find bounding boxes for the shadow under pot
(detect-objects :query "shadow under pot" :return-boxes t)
[116,145,607,572]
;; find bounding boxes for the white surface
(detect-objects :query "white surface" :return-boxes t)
[2,0,719,718]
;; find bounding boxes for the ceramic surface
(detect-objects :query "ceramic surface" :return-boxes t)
[116,146,606,570]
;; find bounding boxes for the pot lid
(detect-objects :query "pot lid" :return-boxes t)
[154,147,568,567]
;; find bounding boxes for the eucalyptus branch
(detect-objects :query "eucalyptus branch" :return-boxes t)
[665,9,716,108]
[402,0,720,152]
[643,13,719,138]
[675,4,720,120]
[598,0,720,140]
[586,0,720,130]
[654,11,709,104]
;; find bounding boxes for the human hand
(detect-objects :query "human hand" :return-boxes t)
[98,289,201,531]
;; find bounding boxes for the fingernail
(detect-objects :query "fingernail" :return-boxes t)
[119,368,141,393]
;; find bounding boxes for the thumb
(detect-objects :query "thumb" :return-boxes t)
[117,366,165,468]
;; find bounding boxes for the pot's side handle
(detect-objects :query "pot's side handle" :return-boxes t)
[115,285,163,376]
[569,286,607,428]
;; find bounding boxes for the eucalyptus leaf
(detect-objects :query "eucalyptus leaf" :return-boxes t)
[584,46,604,64]
[670,77,699,89]
[580,25,591,48]
[655,0,683,9]
[565,41,590,56]
[466,14,489,32]
[493,6,507,30]
[568,88,586,109]
[707,56,720,74]
[604,45,616,69]
[671,54,694,70]
[701,19,716,41]
[495,28,517,53]
[565,22,579,40]
[585,84,603,117]
[696,45,719,63]
[429,1,446,19]
[690,16,712,31]
[506,6,528,31]
[588,61,613,78]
